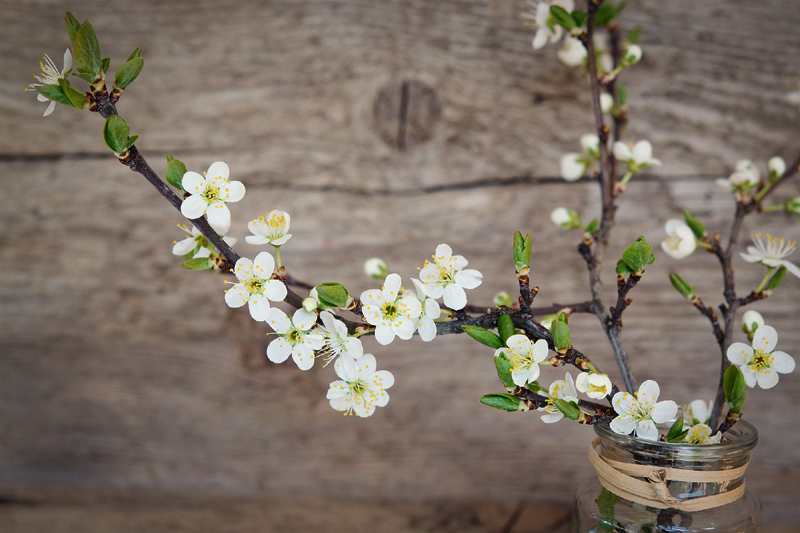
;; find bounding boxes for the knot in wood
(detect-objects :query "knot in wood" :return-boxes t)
[373,79,440,150]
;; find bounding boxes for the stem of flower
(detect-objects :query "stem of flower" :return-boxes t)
[275,245,283,270]
[760,204,785,212]
[754,267,775,293]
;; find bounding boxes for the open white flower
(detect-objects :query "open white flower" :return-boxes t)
[661,219,696,260]
[539,372,579,423]
[180,162,245,229]
[727,325,795,389]
[318,310,363,364]
[683,399,713,426]
[557,37,587,67]
[494,335,549,387]
[575,372,612,399]
[524,0,575,50]
[26,49,72,116]
[683,424,722,445]
[740,234,800,278]
[266,308,324,371]
[418,244,483,310]
[246,210,291,246]
[361,273,422,345]
[610,380,678,441]
[327,354,394,417]
[718,159,760,194]
[172,224,236,259]
[613,140,661,172]
[224,252,287,321]
[411,279,441,342]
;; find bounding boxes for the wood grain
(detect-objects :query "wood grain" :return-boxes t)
[2,0,799,528]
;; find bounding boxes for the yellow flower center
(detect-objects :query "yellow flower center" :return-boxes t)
[749,350,773,373]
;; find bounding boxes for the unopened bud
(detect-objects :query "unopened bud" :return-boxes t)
[600,93,614,114]
[363,257,389,279]
[621,44,642,66]
[302,297,318,313]
[493,291,514,307]
[741,310,764,341]
[785,196,800,215]
[767,156,786,181]
[550,207,582,230]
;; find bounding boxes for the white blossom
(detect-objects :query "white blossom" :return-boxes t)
[318,310,364,364]
[411,279,441,342]
[418,244,483,310]
[364,257,389,279]
[523,0,575,50]
[575,372,612,399]
[683,399,713,426]
[246,210,291,246]
[661,219,697,260]
[557,37,587,67]
[613,140,661,172]
[718,159,760,194]
[550,207,581,230]
[741,310,765,339]
[327,354,394,417]
[180,162,245,229]
[26,49,72,116]
[494,335,549,387]
[580,133,600,158]
[767,157,786,180]
[740,233,800,278]
[727,325,795,389]
[610,380,678,441]
[265,308,324,371]
[224,252,287,321]
[172,223,236,259]
[539,373,579,423]
[560,152,587,181]
[361,273,422,345]
[621,44,642,66]
[600,93,614,114]
[683,424,722,445]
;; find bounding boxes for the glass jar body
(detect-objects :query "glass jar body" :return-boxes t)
[572,421,763,533]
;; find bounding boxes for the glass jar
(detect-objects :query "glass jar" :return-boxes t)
[573,420,762,532]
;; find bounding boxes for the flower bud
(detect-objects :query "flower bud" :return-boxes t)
[741,310,764,341]
[550,207,582,230]
[621,44,642,66]
[302,297,319,313]
[560,152,586,181]
[493,291,514,308]
[580,133,600,158]
[767,156,786,180]
[600,93,614,114]
[363,257,389,279]
[785,196,800,215]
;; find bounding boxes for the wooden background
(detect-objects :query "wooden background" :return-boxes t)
[2,0,800,529]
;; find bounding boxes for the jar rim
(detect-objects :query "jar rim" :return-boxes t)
[594,419,758,457]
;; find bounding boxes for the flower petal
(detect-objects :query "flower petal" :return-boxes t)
[266,338,292,363]
[181,172,206,194]
[382,273,402,301]
[771,351,795,374]
[292,308,318,330]
[172,237,197,256]
[248,294,271,321]
[635,419,659,441]
[651,400,678,424]
[755,369,779,389]
[442,283,467,310]
[224,284,248,308]
[180,195,207,219]
[637,380,660,405]
[266,307,291,333]
[727,342,752,366]
[455,269,483,289]
[374,324,396,345]
[752,325,778,353]
[741,366,757,388]
[292,344,315,371]
[612,392,634,415]
[264,280,287,302]
[206,202,231,229]
[610,413,636,436]
[417,317,437,342]
[206,161,229,181]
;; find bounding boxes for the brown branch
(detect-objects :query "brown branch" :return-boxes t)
[512,387,615,425]
[689,294,724,344]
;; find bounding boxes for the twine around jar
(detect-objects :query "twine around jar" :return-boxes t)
[589,438,750,512]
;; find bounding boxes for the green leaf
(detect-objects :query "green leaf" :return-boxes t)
[626,26,642,45]
[615,259,632,274]
[497,314,515,345]
[666,417,684,441]
[549,5,575,30]
[73,22,102,77]
[764,266,787,295]
[103,115,131,154]
[494,352,515,388]
[165,155,188,191]
[723,365,746,412]
[597,488,618,518]
[35,84,72,108]
[101,57,110,73]
[667,429,689,443]
[526,380,547,394]
[552,320,571,351]
[462,325,504,350]
[513,231,532,272]
[115,57,144,89]
[669,272,695,300]
[617,82,627,106]
[594,1,618,26]
[683,209,706,239]
[480,393,521,412]
[181,257,213,270]
[75,72,95,83]
[585,218,599,236]
[65,13,81,43]
[620,236,654,273]
[316,282,349,308]
[125,135,139,149]
[58,78,87,109]
[127,46,143,61]
[571,10,588,28]
[553,399,580,420]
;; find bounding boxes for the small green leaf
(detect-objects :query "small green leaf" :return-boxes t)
[65,13,81,43]
[526,380,547,394]
[125,135,139,149]
[101,57,110,73]
[35,84,72,108]
[594,1,618,26]
[723,365,746,412]
[480,393,521,412]
[597,488,618,518]
[127,46,143,61]
[617,82,627,106]
[669,272,695,300]
[764,266,787,295]
[585,218,599,236]
[513,231,532,272]
[73,21,102,77]
[103,115,131,154]
[316,282,349,308]
[75,72,95,83]
[462,325,504,350]
[626,26,642,45]
[494,352,515,388]
[552,320,571,351]
[620,236,654,273]
[549,5,575,30]
[615,259,632,275]
[666,417,684,441]
[165,154,188,191]
[497,314,516,345]
[553,399,580,420]
[181,257,213,270]
[667,429,690,443]
[683,209,707,239]
[571,10,588,28]
[58,78,88,109]
[115,57,144,89]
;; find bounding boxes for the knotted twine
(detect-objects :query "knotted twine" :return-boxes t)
[589,438,750,512]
